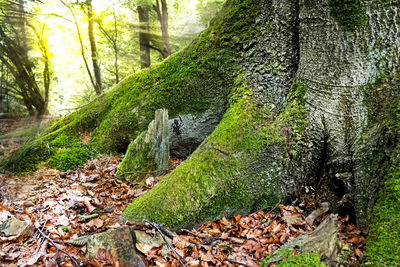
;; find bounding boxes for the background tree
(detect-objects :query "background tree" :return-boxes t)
[0,0,51,116]
[59,0,102,95]
[95,4,120,84]
[152,0,170,58]
[195,0,223,27]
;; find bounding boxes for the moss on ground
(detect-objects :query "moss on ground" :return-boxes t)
[261,252,325,267]
[0,0,261,174]
[123,79,307,228]
[328,0,366,31]
[46,146,97,172]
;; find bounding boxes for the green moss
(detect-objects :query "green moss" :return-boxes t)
[275,253,325,267]
[328,0,366,31]
[378,0,392,6]
[46,146,97,171]
[122,79,307,229]
[261,249,324,267]
[1,140,52,175]
[362,95,400,266]
[116,131,155,182]
[49,132,79,148]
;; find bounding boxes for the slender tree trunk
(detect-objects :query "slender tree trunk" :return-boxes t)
[137,6,151,69]
[153,0,170,58]
[87,0,102,95]
[114,45,119,83]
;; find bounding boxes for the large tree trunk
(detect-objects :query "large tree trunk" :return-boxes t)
[123,0,400,234]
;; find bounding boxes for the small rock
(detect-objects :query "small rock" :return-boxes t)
[134,230,171,257]
[0,217,35,238]
[104,207,114,213]
[87,227,145,267]
[265,214,341,266]
[22,200,35,207]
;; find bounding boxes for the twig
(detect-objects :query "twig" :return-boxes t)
[226,258,253,267]
[35,222,80,267]
[114,169,168,178]
[143,219,185,267]
[179,229,228,243]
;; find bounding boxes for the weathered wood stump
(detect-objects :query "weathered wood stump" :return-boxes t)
[116,109,170,183]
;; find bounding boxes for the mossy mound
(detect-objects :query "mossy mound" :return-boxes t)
[123,79,308,228]
[0,0,261,174]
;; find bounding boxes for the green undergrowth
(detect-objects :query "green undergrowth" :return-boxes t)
[0,132,97,175]
[1,0,262,174]
[123,79,307,229]
[328,0,366,31]
[362,95,400,266]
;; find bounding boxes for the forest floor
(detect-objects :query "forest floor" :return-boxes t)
[0,121,366,266]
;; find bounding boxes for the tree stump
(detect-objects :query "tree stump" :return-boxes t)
[116,109,170,182]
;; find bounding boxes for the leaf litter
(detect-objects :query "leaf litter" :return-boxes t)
[0,155,366,266]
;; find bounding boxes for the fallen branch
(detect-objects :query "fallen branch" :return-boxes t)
[143,219,186,267]
[35,222,80,267]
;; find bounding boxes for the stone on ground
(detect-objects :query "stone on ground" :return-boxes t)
[0,216,35,238]
[86,226,145,267]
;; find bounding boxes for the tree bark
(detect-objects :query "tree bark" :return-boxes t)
[86,0,102,95]
[123,0,400,231]
[153,0,170,58]
[137,6,151,69]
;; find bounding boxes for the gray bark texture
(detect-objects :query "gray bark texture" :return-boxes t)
[123,0,400,233]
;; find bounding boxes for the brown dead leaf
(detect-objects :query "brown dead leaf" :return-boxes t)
[86,218,104,229]
[83,198,96,214]
[136,243,154,255]
[172,235,191,249]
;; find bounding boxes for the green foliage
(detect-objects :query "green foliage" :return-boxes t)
[328,0,366,31]
[46,146,96,171]
[196,0,224,27]
[2,0,263,176]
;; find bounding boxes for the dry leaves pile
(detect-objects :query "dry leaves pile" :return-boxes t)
[0,155,161,266]
[141,205,366,267]
[0,153,366,267]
